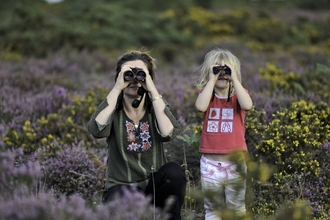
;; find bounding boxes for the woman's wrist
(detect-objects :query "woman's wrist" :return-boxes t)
[152,95,162,102]
[107,87,122,100]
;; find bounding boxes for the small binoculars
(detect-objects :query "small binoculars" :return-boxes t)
[212,65,231,75]
[124,68,146,81]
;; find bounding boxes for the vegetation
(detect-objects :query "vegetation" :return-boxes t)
[1,0,330,219]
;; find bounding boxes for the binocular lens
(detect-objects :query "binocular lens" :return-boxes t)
[136,71,146,81]
[124,68,146,81]
[124,71,135,81]
[212,66,231,75]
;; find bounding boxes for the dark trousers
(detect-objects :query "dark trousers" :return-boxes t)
[102,161,186,220]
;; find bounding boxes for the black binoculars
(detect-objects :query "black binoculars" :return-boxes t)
[212,65,231,75]
[124,68,146,81]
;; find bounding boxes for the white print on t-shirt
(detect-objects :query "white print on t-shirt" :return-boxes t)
[221,121,232,132]
[207,121,219,132]
[207,108,233,133]
[208,108,220,120]
[222,108,234,120]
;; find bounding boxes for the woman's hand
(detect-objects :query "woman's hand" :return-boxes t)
[114,65,132,91]
[139,68,158,95]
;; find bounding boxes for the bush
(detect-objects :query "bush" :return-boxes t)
[258,63,302,93]
[0,1,194,61]
[294,0,330,9]
[0,148,41,199]
[97,186,169,220]
[302,141,330,219]
[2,86,108,152]
[0,146,163,220]
[0,193,97,220]
[41,142,105,202]
[248,100,330,216]
[247,16,287,44]
[255,100,330,177]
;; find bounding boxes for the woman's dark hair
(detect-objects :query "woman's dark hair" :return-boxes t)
[115,50,156,82]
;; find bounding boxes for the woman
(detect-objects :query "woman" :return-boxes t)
[87,50,186,220]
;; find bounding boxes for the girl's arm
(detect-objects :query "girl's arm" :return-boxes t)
[195,80,214,112]
[232,79,253,111]
[195,68,218,112]
[227,63,253,111]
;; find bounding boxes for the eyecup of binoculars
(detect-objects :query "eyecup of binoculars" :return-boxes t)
[212,65,231,75]
[124,68,146,81]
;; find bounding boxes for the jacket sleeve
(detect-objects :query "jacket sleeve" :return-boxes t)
[87,99,114,139]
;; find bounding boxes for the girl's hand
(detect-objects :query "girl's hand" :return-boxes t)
[225,63,238,82]
[209,65,220,83]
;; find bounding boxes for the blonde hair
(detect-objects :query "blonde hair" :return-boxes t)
[196,48,241,89]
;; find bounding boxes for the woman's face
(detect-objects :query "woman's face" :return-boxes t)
[122,60,148,98]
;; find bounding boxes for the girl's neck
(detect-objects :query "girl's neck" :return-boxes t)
[214,87,234,98]
[214,87,229,97]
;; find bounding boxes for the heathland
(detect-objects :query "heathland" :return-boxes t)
[1,0,330,219]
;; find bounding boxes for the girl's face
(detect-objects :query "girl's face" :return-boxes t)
[214,61,230,90]
[215,73,230,90]
[122,60,148,97]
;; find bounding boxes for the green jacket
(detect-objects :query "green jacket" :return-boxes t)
[87,97,181,191]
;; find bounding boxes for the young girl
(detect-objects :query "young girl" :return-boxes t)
[195,48,253,219]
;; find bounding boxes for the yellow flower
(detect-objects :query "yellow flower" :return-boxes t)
[293,140,299,147]
[41,137,48,145]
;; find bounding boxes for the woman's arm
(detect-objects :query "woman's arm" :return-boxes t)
[147,83,175,137]
[87,66,130,138]
[94,87,122,125]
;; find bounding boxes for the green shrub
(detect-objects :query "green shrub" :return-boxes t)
[256,100,330,177]
[258,63,303,93]
[293,0,330,9]
[307,63,330,100]
[217,7,251,35]
[247,17,287,44]
[258,63,330,101]
[245,107,267,158]
[247,100,330,217]
[0,1,194,61]
[2,86,109,152]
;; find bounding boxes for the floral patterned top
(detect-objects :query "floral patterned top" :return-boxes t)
[87,97,181,191]
[125,116,152,153]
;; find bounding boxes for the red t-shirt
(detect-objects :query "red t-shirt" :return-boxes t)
[199,92,248,154]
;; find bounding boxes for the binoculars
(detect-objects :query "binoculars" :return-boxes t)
[212,65,231,75]
[124,68,146,81]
